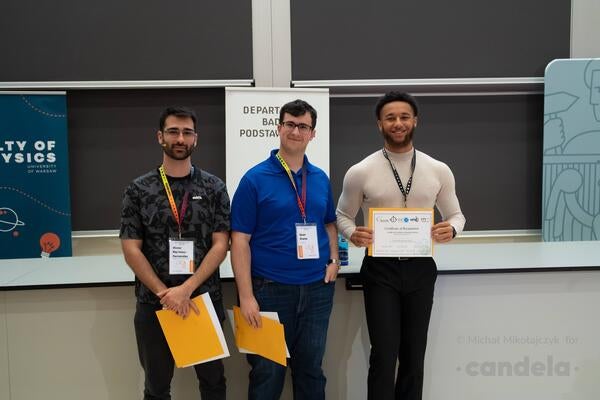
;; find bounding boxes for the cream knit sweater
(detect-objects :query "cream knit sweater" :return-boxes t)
[336,148,466,238]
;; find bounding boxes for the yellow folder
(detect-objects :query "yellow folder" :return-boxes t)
[156,293,229,368]
[232,306,287,366]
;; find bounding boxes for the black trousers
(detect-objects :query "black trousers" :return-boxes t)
[361,255,437,400]
[134,301,226,400]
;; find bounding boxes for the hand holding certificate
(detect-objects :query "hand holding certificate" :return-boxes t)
[368,208,434,257]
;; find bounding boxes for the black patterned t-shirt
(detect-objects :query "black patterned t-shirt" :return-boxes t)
[119,166,230,305]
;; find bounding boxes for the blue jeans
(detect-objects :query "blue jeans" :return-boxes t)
[247,277,335,400]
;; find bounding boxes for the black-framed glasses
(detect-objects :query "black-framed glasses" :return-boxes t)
[163,128,196,138]
[280,121,313,134]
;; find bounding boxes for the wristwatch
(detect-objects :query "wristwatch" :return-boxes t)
[327,258,339,266]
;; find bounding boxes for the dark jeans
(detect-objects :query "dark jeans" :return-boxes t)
[134,300,226,400]
[361,256,437,400]
[247,277,335,400]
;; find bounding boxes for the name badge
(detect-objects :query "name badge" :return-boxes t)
[169,239,195,275]
[295,223,320,259]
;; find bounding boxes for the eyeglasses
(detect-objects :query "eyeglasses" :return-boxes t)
[280,121,313,135]
[163,128,196,138]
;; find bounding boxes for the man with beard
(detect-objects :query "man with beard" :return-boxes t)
[120,106,230,400]
[336,92,465,400]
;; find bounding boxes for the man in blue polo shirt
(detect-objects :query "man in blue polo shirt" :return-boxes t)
[230,99,339,400]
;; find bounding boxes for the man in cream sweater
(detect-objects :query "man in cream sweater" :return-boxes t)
[336,91,466,400]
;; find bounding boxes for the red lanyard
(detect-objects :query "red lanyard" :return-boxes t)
[159,165,190,239]
[276,152,307,223]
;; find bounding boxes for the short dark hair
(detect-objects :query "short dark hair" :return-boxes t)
[375,92,419,119]
[159,106,197,131]
[279,99,317,129]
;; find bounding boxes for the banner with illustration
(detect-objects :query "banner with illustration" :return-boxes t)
[0,92,72,259]
[543,59,600,242]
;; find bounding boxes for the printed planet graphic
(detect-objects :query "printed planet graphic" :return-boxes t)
[0,207,25,233]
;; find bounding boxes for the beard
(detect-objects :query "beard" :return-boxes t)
[162,142,195,160]
[382,125,415,149]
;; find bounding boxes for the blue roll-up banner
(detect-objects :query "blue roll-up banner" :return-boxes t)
[0,92,72,259]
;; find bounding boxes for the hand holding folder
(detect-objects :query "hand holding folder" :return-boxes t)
[156,293,229,368]
[231,306,288,366]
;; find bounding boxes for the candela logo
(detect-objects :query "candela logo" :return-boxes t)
[457,355,574,377]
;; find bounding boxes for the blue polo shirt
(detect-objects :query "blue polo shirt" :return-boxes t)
[231,149,336,284]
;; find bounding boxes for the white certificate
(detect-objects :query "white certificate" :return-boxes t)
[368,208,434,257]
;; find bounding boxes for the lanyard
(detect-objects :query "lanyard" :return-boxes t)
[382,148,416,205]
[276,152,307,223]
[159,165,190,239]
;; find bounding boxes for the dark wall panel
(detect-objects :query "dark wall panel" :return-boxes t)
[67,89,225,230]
[68,91,542,232]
[330,95,543,231]
[291,0,570,80]
[0,1,253,81]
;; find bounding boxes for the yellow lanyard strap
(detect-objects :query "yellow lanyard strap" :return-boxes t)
[275,152,307,222]
[159,165,190,238]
